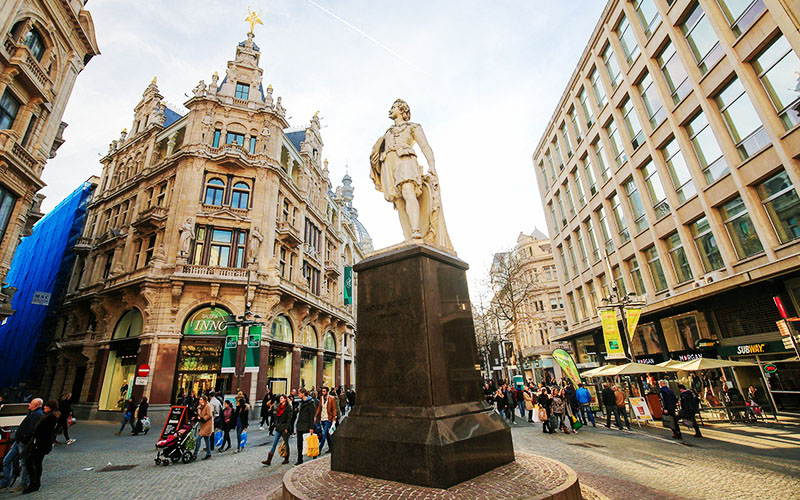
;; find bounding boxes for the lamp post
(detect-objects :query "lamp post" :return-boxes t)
[600,252,646,362]
[226,262,264,390]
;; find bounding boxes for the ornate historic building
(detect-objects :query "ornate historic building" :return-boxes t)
[533,0,800,409]
[0,0,99,321]
[42,29,371,419]
[488,230,568,384]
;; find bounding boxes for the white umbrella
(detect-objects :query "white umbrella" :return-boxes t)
[600,362,680,376]
[655,359,683,368]
[580,365,615,377]
[670,358,756,371]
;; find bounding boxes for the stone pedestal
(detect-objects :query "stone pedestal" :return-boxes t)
[331,244,514,489]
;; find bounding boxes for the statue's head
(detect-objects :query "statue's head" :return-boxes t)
[392,99,411,121]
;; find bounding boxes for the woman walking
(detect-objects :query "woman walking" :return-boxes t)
[235,397,249,453]
[218,400,234,452]
[524,387,535,423]
[551,388,566,433]
[24,399,59,493]
[538,387,553,433]
[57,393,75,445]
[262,395,292,466]
[114,397,137,435]
[133,397,148,435]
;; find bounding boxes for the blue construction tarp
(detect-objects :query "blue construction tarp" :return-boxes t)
[0,181,94,390]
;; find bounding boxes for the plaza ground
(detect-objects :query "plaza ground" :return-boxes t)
[2,414,798,500]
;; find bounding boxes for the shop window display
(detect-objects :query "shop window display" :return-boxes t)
[660,312,715,352]
[630,322,663,357]
[271,315,293,343]
[174,343,227,401]
[99,351,136,411]
[300,351,317,389]
[268,350,292,395]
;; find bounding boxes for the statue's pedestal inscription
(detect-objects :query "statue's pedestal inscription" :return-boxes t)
[331,244,514,489]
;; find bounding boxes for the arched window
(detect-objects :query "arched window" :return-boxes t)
[204,178,224,206]
[24,27,45,61]
[271,315,292,343]
[302,325,318,348]
[231,182,250,209]
[112,309,143,339]
[324,331,336,352]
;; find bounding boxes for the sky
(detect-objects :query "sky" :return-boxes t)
[41,0,607,297]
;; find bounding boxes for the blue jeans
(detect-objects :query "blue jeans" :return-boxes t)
[517,401,526,418]
[318,420,332,452]
[269,431,290,456]
[118,412,134,433]
[194,435,211,458]
[579,404,595,425]
[1,441,29,488]
[236,424,244,450]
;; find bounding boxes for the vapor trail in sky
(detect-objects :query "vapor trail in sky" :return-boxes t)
[305,0,432,77]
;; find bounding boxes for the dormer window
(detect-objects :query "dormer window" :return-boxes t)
[24,27,44,61]
[234,83,250,100]
[204,178,225,206]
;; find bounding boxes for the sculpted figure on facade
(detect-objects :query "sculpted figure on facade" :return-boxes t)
[192,80,206,97]
[265,84,274,107]
[249,226,264,262]
[370,99,453,251]
[275,96,285,117]
[179,217,195,256]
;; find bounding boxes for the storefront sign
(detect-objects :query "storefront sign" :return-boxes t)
[718,341,790,357]
[625,308,642,340]
[677,352,703,362]
[221,325,239,374]
[134,376,148,386]
[31,291,51,306]
[244,325,261,373]
[600,309,626,359]
[636,357,656,365]
[552,349,581,386]
[628,397,653,422]
[694,339,718,349]
[763,364,778,374]
[344,267,353,305]
[184,307,230,336]
[159,406,187,440]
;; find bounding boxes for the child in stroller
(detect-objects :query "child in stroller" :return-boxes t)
[154,423,196,465]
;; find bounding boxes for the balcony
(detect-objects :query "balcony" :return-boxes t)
[0,130,42,182]
[73,236,93,254]
[95,228,126,248]
[4,36,53,102]
[131,206,168,232]
[276,220,301,247]
[175,263,249,281]
[325,260,340,278]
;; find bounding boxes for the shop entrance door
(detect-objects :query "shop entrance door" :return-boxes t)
[174,341,227,402]
[269,378,288,395]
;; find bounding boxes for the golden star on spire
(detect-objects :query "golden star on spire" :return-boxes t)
[245,6,263,35]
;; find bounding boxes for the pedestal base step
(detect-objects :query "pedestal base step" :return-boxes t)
[279,451,584,500]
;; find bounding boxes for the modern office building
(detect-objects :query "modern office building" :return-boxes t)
[41,29,372,420]
[0,0,99,321]
[533,0,800,411]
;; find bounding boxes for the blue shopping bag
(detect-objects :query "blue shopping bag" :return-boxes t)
[214,430,223,448]
[239,430,247,448]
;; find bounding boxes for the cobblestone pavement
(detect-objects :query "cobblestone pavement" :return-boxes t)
[1,414,797,499]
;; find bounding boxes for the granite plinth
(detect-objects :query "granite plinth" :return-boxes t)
[281,452,584,500]
[331,244,514,488]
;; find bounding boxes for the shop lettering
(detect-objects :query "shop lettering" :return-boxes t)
[194,320,226,332]
[736,343,766,354]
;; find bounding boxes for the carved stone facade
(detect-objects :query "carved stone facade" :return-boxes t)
[0,0,99,321]
[41,31,369,419]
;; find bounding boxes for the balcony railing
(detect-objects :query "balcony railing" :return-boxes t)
[0,130,40,174]
[276,221,302,247]
[175,263,249,280]
[131,206,168,231]
[73,236,93,254]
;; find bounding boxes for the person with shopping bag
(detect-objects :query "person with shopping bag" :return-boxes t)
[294,388,316,466]
[262,395,292,466]
[314,387,338,455]
[538,387,553,434]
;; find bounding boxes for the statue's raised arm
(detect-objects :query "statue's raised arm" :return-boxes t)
[369,99,453,253]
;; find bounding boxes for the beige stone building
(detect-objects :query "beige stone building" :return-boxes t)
[533,0,800,410]
[0,0,99,320]
[42,30,372,419]
[489,230,568,384]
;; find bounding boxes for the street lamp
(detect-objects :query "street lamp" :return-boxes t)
[600,252,646,362]
[225,260,264,390]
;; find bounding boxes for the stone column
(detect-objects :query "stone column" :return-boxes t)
[335,354,342,389]
[149,337,180,405]
[316,349,324,389]
[86,347,109,403]
[291,345,301,391]
[255,340,271,400]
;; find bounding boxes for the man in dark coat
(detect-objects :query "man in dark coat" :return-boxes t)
[659,380,681,438]
[294,388,316,465]
[678,384,702,437]
[0,398,42,491]
[601,383,622,429]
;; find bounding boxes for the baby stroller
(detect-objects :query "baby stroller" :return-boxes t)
[154,423,196,466]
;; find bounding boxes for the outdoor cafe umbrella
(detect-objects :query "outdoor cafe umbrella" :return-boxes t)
[670,358,756,371]
[580,365,615,377]
[599,362,680,376]
[655,359,684,368]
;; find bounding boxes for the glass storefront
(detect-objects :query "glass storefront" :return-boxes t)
[631,322,663,357]
[173,306,231,401]
[300,352,317,389]
[98,309,142,411]
[268,315,294,395]
[322,331,337,388]
[660,311,715,352]
[575,335,599,366]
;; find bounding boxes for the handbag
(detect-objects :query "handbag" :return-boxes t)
[538,406,549,421]
[141,416,151,430]
[662,415,675,428]
[239,430,247,448]
[571,415,583,430]
[67,416,76,427]
[214,430,223,448]
[305,433,320,458]
[278,441,288,458]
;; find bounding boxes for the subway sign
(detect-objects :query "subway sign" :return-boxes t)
[736,343,767,355]
[719,340,790,357]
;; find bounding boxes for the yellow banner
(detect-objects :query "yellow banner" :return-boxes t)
[600,309,626,359]
[626,308,642,340]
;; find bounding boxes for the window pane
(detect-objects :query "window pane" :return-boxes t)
[0,91,20,130]
[641,160,670,218]
[716,79,763,145]
[662,138,696,203]
[603,45,622,89]
[753,35,800,130]
[720,196,764,259]
[686,112,728,184]
[666,233,693,282]
[645,247,668,291]
[634,0,660,37]
[590,68,608,108]
[639,72,665,128]
[621,97,644,149]
[610,193,630,242]
[212,229,233,243]
[682,5,723,72]
[757,170,800,243]
[606,119,627,166]
[658,41,690,103]
[617,15,640,65]
[689,216,725,271]
[625,178,647,232]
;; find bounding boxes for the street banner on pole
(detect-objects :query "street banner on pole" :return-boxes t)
[552,349,581,386]
[221,323,239,374]
[244,325,261,373]
[344,266,353,305]
[626,308,642,340]
[600,309,626,359]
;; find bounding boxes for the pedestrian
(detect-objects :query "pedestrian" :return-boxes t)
[235,396,249,453]
[523,387,534,422]
[294,388,315,466]
[217,400,234,452]
[337,387,347,422]
[193,395,213,460]
[538,387,553,434]
[346,389,356,409]
[262,395,292,466]
[114,397,137,435]
[659,380,681,439]
[56,393,75,445]
[0,399,42,492]
[565,383,579,419]
[132,397,149,435]
[314,387,337,455]
[515,385,526,419]
[23,399,59,494]
[678,384,702,438]
[550,388,566,433]
[575,383,596,427]
[613,386,631,430]
[207,391,221,449]
[504,385,516,424]
[494,387,506,418]
[259,387,273,430]
[601,383,622,430]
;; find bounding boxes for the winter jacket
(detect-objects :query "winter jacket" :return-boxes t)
[29,411,57,456]
[679,389,699,417]
[660,386,678,416]
[576,387,592,405]
[197,403,213,437]
[614,389,626,408]
[15,408,43,444]
[314,395,338,423]
[551,396,565,414]
[295,397,316,432]
[601,387,617,408]
[273,403,292,434]
[524,391,534,411]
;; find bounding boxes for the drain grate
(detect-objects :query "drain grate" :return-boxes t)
[98,464,138,472]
